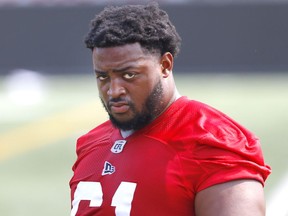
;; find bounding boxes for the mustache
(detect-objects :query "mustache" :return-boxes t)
[108,98,127,103]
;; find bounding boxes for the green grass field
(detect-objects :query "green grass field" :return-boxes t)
[0,72,287,215]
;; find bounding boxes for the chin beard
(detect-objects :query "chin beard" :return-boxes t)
[102,80,164,131]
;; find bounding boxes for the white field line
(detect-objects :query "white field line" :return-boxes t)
[267,172,288,216]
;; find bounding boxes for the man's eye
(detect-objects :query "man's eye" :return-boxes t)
[97,74,108,81]
[123,73,135,80]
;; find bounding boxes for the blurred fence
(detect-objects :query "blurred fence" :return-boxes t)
[1,2,288,75]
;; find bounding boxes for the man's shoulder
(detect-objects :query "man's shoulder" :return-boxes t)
[87,120,114,136]
[172,96,212,110]
[178,97,231,120]
[155,97,252,141]
[75,120,115,153]
[170,97,221,119]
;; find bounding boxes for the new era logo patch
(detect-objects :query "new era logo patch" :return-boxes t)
[111,140,127,153]
[102,161,115,176]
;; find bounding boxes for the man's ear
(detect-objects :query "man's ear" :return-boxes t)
[160,52,174,78]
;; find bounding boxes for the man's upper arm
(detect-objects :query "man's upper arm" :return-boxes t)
[195,179,266,216]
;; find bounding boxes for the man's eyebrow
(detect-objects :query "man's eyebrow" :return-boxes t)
[94,69,106,74]
[114,66,135,72]
[94,66,135,74]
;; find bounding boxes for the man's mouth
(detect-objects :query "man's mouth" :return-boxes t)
[109,101,130,114]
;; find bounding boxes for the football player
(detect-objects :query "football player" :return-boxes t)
[70,3,271,216]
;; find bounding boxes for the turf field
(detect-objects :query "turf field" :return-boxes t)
[0,72,287,215]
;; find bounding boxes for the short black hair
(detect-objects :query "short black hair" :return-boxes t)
[84,3,181,57]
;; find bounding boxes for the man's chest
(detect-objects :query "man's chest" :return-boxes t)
[70,136,194,216]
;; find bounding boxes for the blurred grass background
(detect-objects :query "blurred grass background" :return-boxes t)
[0,72,287,215]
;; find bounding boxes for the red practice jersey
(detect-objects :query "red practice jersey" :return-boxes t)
[70,96,271,216]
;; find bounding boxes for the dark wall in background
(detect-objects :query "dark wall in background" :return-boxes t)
[1,3,288,75]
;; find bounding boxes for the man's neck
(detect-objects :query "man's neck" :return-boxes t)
[120,130,134,139]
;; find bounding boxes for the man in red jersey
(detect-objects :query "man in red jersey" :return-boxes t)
[70,3,271,216]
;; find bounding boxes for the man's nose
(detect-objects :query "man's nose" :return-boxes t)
[107,78,126,98]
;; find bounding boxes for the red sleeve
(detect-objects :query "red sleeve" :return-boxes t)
[193,134,271,192]
[180,101,271,193]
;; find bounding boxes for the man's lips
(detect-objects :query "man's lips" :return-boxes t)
[109,101,130,114]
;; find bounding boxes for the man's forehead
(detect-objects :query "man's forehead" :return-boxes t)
[93,43,143,55]
[93,44,159,68]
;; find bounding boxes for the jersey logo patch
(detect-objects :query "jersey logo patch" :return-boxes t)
[111,140,127,153]
[102,161,115,176]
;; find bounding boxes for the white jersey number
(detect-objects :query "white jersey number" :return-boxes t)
[71,181,137,216]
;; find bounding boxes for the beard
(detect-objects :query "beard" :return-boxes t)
[101,80,164,131]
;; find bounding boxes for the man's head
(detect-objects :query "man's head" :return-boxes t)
[85,3,181,131]
[85,3,181,58]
